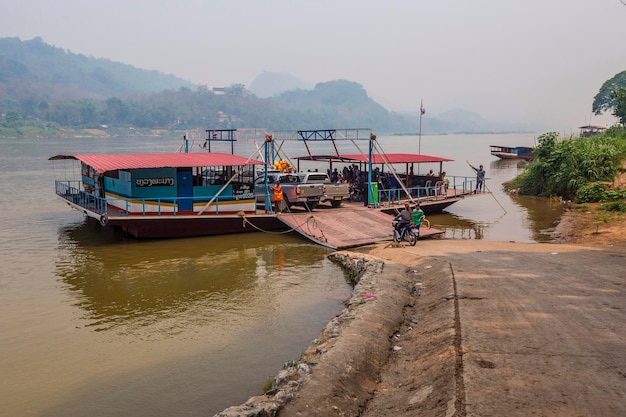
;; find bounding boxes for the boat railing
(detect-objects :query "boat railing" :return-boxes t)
[376,175,475,204]
[55,180,108,214]
[54,180,251,217]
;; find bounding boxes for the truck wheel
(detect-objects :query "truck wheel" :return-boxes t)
[330,200,342,208]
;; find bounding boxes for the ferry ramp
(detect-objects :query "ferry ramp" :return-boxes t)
[276,205,443,249]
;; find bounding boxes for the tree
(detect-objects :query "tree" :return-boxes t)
[611,87,626,127]
[593,70,626,115]
[4,110,20,125]
[104,97,128,125]
[226,83,248,96]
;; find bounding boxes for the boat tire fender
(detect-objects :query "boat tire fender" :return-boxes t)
[100,213,109,227]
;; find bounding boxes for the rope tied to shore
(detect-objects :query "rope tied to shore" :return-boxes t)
[303,215,328,243]
[237,211,322,236]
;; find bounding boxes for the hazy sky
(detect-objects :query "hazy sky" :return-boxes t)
[3,0,625,132]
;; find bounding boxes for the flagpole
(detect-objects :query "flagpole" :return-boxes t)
[418,99,423,155]
[418,99,424,174]
[417,100,424,155]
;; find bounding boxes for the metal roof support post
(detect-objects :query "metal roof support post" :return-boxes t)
[264,135,273,213]
[368,134,374,207]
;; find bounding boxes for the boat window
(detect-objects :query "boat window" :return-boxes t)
[305,174,327,181]
[281,175,299,184]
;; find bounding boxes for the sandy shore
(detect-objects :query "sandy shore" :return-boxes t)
[216,211,626,417]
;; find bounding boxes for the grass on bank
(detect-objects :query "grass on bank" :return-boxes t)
[506,126,626,203]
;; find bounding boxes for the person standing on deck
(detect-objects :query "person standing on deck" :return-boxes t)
[272,182,284,213]
[384,174,397,204]
[469,163,485,193]
[438,171,448,194]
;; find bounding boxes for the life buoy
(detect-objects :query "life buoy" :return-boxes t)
[100,214,109,227]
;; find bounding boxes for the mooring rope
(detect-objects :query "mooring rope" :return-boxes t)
[237,211,325,238]
[302,214,328,243]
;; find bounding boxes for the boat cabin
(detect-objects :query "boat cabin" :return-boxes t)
[50,152,263,218]
[578,125,607,137]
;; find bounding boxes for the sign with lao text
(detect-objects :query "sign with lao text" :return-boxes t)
[136,177,174,187]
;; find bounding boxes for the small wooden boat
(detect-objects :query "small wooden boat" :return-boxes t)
[578,125,606,138]
[489,145,535,160]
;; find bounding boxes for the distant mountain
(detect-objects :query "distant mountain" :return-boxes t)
[0,37,195,100]
[248,71,313,98]
[399,108,532,134]
[0,37,531,136]
[270,79,413,132]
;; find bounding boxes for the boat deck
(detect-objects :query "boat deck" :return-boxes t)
[275,201,444,249]
[56,185,467,245]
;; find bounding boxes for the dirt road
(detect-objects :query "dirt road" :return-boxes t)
[356,241,626,416]
[217,240,626,417]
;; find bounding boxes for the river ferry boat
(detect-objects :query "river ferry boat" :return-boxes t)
[489,145,535,160]
[49,152,285,238]
[50,128,477,244]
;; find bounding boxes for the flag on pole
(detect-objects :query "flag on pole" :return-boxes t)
[420,102,425,115]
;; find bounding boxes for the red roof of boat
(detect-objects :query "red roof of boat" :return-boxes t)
[49,153,264,174]
[295,153,453,164]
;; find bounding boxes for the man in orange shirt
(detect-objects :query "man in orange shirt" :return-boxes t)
[273,182,284,213]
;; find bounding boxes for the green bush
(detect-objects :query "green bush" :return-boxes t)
[600,201,626,212]
[262,376,275,393]
[577,182,608,203]
[517,129,626,201]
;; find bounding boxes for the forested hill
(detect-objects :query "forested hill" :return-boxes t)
[0,37,519,137]
[0,37,195,98]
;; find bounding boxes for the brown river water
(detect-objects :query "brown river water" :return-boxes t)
[0,133,561,417]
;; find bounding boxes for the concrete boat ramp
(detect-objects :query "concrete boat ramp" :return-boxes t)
[275,203,444,249]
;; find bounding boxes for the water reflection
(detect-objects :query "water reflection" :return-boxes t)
[433,194,561,243]
[55,221,336,333]
[509,194,564,242]
[489,158,563,242]
[428,212,487,240]
[489,158,531,172]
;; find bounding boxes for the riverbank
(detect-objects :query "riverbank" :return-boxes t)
[553,202,626,248]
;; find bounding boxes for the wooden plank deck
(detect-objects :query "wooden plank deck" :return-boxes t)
[275,203,444,249]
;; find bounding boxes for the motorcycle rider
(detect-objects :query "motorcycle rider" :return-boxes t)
[394,203,412,238]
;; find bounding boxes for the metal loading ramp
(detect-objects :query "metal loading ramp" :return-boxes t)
[275,206,444,249]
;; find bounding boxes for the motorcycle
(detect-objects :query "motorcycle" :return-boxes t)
[392,220,418,246]
[349,184,363,202]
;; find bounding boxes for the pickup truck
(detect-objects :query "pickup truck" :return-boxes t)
[298,172,350,208]
[254,172,324,211]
